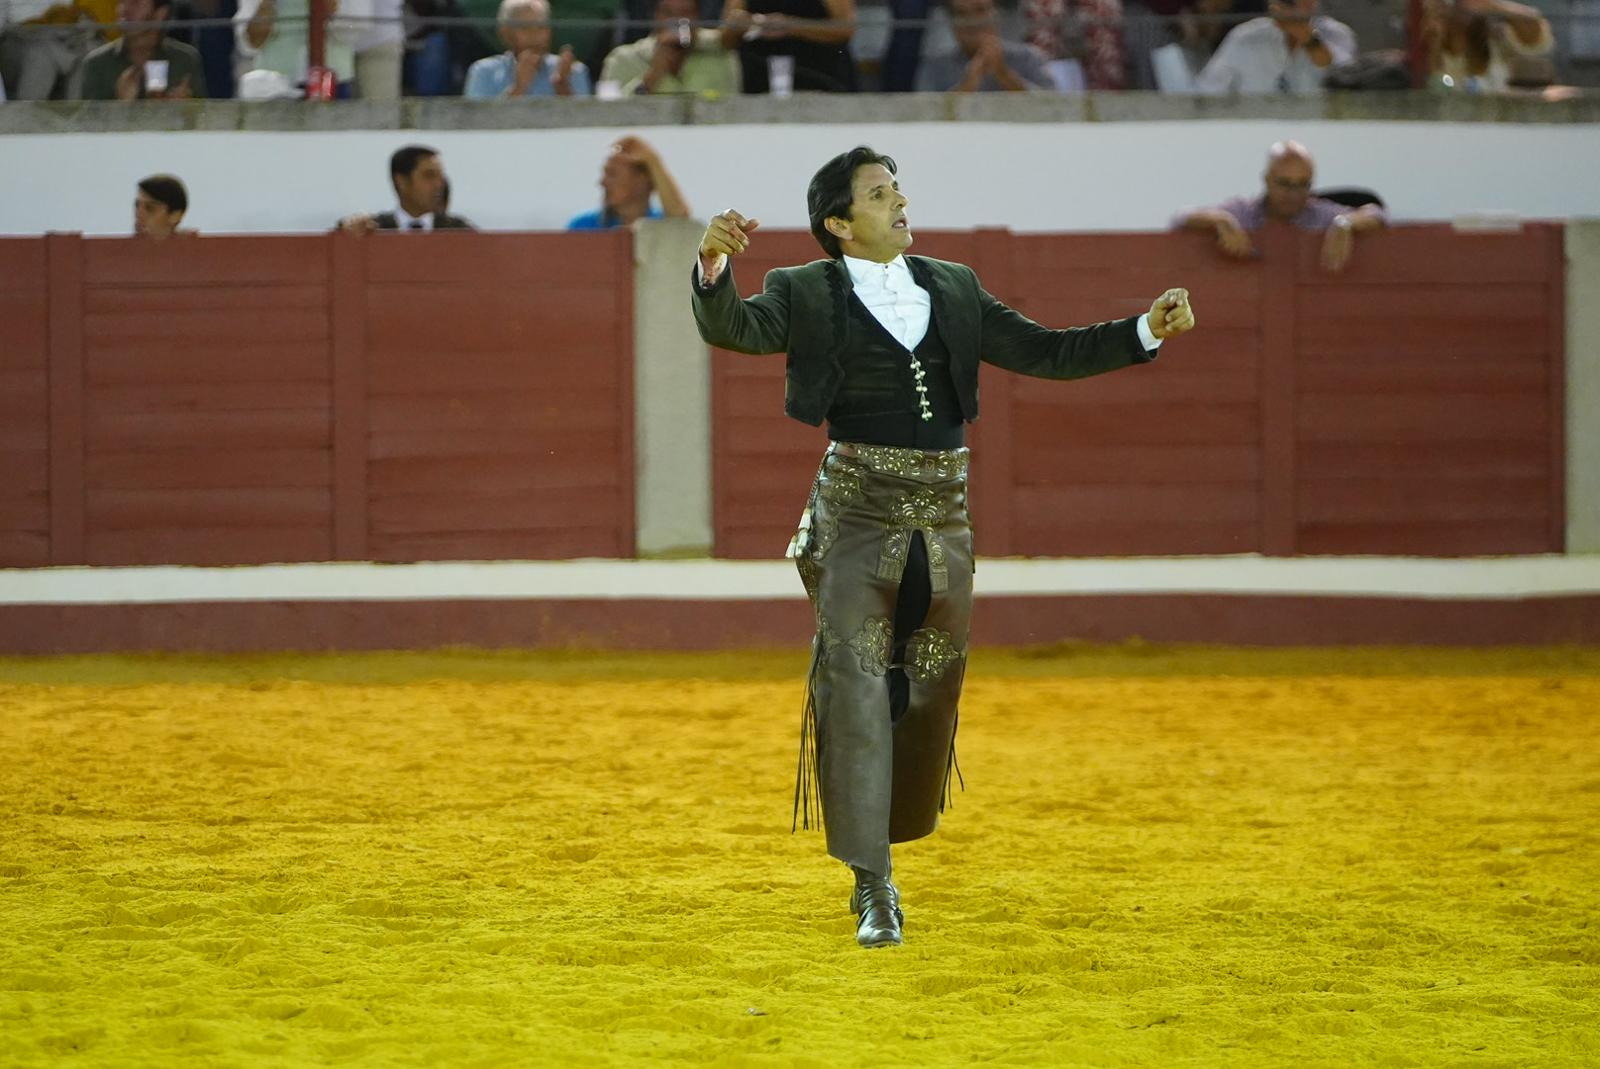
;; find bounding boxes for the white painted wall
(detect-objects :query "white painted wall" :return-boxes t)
[4,120,1600,236]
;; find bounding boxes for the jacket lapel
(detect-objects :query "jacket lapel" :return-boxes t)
[908,256,977,362]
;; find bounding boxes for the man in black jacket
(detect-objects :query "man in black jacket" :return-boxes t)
[337,145,475,232]
[692,145,1195,949]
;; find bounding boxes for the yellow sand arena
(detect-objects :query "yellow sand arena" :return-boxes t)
[2,646,1597,1068]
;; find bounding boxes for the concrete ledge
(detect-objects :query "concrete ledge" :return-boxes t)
[4,593,1599,653]
[4,557,1600,652]
[5,90,1598,135]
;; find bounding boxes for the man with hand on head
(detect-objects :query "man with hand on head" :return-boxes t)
[1174,139,1385,272]
[337,145,476,232]
[568,135,691,229]
[464,0,590,97]
[691,146,1194,951]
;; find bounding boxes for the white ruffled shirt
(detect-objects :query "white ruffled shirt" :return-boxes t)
[842,254,931,351]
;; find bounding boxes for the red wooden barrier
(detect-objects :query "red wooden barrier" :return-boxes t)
[0,240,50,567]
[0,232,635,568]
[708,225,1567,558]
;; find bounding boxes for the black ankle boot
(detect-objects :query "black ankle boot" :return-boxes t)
[850,867,904,948]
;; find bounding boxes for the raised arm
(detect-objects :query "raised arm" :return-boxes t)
[975,276,1193,379]
[690,209,791,354]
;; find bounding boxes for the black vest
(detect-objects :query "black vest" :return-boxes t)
[826,294,965,450]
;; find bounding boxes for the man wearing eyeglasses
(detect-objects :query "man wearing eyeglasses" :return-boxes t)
[1173,140,1387,272]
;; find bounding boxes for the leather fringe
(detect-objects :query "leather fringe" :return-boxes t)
[792,639,826,833]
[939,659,969,813]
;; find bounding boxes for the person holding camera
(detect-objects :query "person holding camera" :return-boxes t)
[1194,0,1353,93]
[77,0,206,99]
[597,0,739,96]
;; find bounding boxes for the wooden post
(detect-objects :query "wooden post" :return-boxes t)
[46,233,86,565]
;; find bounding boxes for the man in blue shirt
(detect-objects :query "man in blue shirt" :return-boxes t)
[463,0,592,97]
[568,135,692,229]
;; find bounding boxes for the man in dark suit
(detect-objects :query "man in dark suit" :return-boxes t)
[691,146,1195,949]
[337,145,476,232]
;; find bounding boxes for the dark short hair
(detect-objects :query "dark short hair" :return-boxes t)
[807,146,897,259]
[390,145,440,184]
[137,174,187,214]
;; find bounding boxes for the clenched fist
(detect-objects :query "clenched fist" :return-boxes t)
[697,209,762,285]
[1148,288,1195,340]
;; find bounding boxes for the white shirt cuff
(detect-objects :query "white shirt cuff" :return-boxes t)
[1137,313,1163,350]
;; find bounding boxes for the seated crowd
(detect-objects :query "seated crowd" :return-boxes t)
[0,0,1559,101]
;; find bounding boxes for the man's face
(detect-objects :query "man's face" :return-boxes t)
[950,0,997,54]
[654,0,696,32]
[500,3,551,56]
[134,189,181,239]
[1263,154,1314,219]
[1268,0,1317,25]
[829,163,911,262]
[601,155,651,210]
[118,0,160,26]
[395,154,447,215]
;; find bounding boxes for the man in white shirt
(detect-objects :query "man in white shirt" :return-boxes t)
[690,146,1195,950]
[1195,0,1356,94]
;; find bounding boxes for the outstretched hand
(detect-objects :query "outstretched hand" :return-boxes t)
[1148,288,1195,340]
[697,209,762,284]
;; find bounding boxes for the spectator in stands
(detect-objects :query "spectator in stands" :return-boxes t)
[919,0,1053,91]
[1194,0,1353,93]
[597,0,739,94]
[343,0,406,98]
[134,173,189,239]
[1420,0,1553,91]
[403,0,495,96]
[1,0,115,99]
[1120,0,1263,89]
[567,134,690,229]
[338,145,477,231]
[722,0,856,93]
[1173,140,1386,272]
[463,0,591,96]
[1023,0,1126,90]
[234,0,359,96]
[78,0,207,98]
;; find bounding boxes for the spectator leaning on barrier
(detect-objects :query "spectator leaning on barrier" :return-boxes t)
[597,0,739,95]
[78,0,207,98]
[339,145,477,231]
[235,0,360,95]
[1173,140,1386,273]
[134,173,189,239]
[463,0,591,96]
[1420,0,1553,91]
[568,135,690,229]
[919,0,1053,91]
[0,0,116,99]
[1193,0,1353,93]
